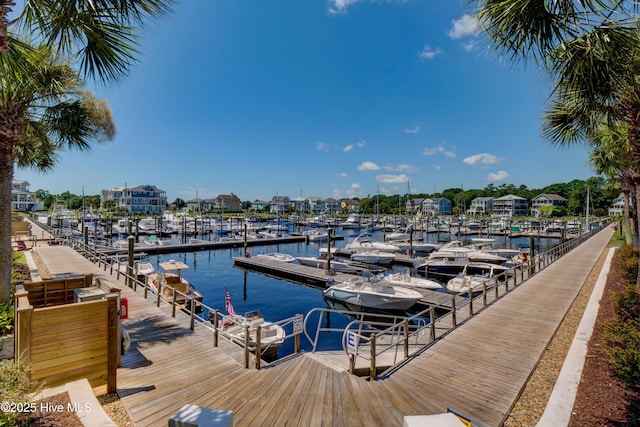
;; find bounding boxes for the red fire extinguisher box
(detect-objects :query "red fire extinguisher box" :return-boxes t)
[120,297,129,320]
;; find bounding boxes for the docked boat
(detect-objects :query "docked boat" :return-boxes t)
[217,290,285,360]
[380,271,442,290]
[255,252,296,263]
[302,228,329,242]
[446,264,499,295]
[135,261,155,277]
[295,256,361,274]
[345,233,400,253]
[349,251,395,266]
[147,260,203,313]
[323,277,423,311]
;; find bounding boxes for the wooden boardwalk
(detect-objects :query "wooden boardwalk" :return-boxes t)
[31,226,614,426]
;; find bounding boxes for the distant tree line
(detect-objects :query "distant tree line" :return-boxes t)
[37,176,615,218]
[358,177,614,217]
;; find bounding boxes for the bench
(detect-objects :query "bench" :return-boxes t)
[16,240,30,251]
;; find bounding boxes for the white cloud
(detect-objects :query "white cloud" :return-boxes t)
[487,171,510,182]
[343,144,354,153]
[423,144,456,158]
[327,0,360,14]
[351,183,361,189]
[418,45,443,60]
[338,172,347,177]
[356,140,366,148]
[376,174,409,184]
[463,153,504,166]
[463,40,478,52]
[447,15,480,39]
[384,163,420,173]
[434,165,441,171]
[357,161,381,171]
[404,126,420,134]
[316,142,330,151]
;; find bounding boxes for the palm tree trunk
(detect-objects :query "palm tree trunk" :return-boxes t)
[0,110,20,304]
[0,1,15,52]
[623,190,633,245]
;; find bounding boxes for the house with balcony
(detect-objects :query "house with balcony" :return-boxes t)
[492,194,528,217]
[11,180,39,212]
[531,194,568,216]
[422,198,452,215]
[468,197,493,216]
[101,184,167,214]
[608,194,625,217]
[340,199,360,213]
[405,198,425,214]
[270,196,291,214]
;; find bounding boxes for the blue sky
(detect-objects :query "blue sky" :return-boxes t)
[16,0,594,202]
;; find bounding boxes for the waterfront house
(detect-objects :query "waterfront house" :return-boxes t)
[492,194,528,217]
[101,184,167,214]
[250,200,269,212]
[405,198,425,214]
[11,180,39,212]
[531,194,568,216]
[608,194,625,217]
[270,196,291,214]
[291,197,311,215]
[422,198,452,215]
[468,197,494,216]
[213,193,242,212]
[324,198,339,214]
[340,199,360,213]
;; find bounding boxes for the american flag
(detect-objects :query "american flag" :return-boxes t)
[225,288,236,316]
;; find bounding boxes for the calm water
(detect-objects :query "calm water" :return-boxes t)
[138,229,561,357]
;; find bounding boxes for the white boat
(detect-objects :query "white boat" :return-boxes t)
[302,228,329,242]
[384,227,412,241]
[323,277,423,311]
[339,214,361,229]
[380,272,442,290]
[255,252,296,263]
[148,260,203,313]
[350,251,395,265]
[295,256,361,274]
[446,264,499,295]
[345,233,400,253]
[218,290,285,360]
[137,217,158,235]
[135,262,155,277]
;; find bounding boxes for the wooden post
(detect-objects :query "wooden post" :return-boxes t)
[255,326,262,369]
[213,310,219,348]
[468,290,474,315]
[190,298,196,331]
[349,354,355,374]
[156,282,162,307]
[172,292,177,317]
[370,336,377,380]
[243,224,247,255]
[244,325,250,369]
[403,319,409,358]
[483,282,488,307]
[106,294,118,394]
[451,297,457,327]
[294,332,300,354]
[430,306,436,341]
[15,297,32,366]
[326,228,332,275]
[127,236,135,288]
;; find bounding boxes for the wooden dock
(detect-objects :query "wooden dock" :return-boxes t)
[30,226,614,426]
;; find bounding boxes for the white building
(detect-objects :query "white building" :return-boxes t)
[608,194,625,217]
[101,184,167,214]
[492,195,528,217]
[11,180,39,212]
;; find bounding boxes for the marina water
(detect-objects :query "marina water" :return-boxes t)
[138,229,561,357]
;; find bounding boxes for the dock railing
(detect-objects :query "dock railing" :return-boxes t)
[51,221,609,378]
[303,221,610,380]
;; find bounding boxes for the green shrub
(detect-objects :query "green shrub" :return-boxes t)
[0,360,42,426]
[604,285,640,393]
[618,244,639,282]
[0,302,14,338]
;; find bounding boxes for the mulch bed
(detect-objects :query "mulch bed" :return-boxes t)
[569,248,637,426]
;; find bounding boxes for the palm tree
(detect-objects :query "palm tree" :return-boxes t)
[0,1,172,303]
[588,123,636,245]
[1,43,114,302]
[476,0,640,244]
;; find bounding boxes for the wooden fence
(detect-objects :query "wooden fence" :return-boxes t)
[14,276,119,393]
